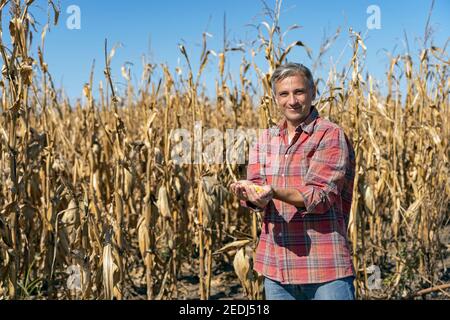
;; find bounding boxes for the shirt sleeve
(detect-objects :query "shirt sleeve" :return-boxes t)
[295,127,351,214]
[240,130,268,211]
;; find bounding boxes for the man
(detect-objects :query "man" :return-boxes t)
[230,63,356,300]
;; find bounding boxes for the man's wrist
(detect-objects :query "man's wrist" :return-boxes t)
[246,201,264,212]
[271,185,277,200]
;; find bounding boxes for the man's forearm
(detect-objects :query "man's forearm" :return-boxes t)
[272,187,305,208]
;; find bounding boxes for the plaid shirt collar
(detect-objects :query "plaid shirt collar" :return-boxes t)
[272,106,320,138]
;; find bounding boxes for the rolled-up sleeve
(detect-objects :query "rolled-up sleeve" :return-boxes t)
[296,128,350,214]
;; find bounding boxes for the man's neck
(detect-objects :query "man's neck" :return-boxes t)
[285,106,313,137]
[286,121,300,137]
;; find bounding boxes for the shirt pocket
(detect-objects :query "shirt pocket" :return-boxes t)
[302,141,317,159]
[264,152,280,176]
[299,143,317,171]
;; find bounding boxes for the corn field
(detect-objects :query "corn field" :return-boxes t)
[0,1,448,300]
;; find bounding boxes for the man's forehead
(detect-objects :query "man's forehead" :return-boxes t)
[275,75,308,88]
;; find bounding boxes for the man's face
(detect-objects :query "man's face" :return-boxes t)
[274,74,315,125]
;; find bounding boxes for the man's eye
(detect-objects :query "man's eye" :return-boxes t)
[279,93,288,97]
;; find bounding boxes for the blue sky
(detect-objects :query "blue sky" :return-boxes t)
[6,0,449,101]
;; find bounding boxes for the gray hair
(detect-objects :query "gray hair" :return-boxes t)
[270,63,315,95]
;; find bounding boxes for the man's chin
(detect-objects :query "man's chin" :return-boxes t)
[283,107,311,123]
[284,114,304,122]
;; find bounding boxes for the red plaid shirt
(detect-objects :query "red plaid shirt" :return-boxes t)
[244,106,355,284]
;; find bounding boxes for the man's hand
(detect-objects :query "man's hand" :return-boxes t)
[245,184,273,208]
[230,180,252,201]
[230,180,274,208]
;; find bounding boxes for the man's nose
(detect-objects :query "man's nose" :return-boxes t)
[288,93,297,105]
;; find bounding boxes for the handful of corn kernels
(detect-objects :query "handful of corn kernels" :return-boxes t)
[238,181,266,195]
[253,185,264,194]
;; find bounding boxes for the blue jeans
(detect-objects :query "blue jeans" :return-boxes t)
[264,276,356,300]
